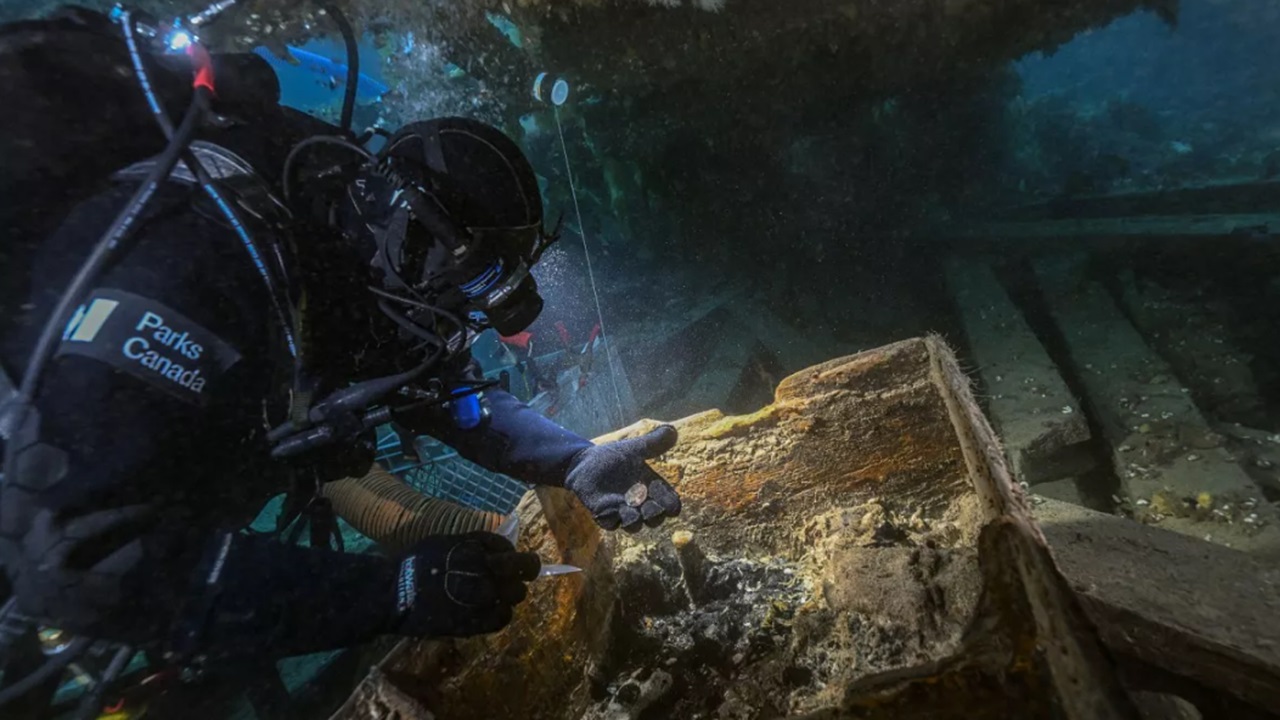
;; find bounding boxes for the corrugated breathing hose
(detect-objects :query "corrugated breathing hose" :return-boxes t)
[322,465,505,555]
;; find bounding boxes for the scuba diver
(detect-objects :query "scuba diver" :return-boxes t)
[0,3,681,712]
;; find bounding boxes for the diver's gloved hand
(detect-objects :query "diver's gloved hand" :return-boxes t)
[565,426,681,531]
[9,504,157,632]
[393,532,540,638]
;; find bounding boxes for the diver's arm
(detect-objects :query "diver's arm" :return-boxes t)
[0,179,408,657]
[410,389,683,530]
[3,486,529,659]
[182,528,537,658]
[403,388,594,487]
[173,532,403,656]
[1,493,403,657]
[1,162,534,667]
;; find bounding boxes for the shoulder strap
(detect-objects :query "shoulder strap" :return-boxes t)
[0,361,15,440]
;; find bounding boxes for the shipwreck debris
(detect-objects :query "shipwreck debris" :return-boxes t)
[1033,255,1280,551]
[332,338,1173,720]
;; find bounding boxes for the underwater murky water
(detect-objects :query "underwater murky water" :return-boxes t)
[2,0,1280,717]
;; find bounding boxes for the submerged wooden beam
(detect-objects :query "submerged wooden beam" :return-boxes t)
[1115,271,1266,427]
[994,180,1280,222]
[946,258,1094,486]
[1036,498,1280,715]
[335,338,1142,720]
[951,180,1280,242]
[960,212,1280,241]
[1033,256,1280,551]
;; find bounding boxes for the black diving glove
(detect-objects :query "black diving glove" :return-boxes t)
[393,532,540,638]
[564,426,682,531]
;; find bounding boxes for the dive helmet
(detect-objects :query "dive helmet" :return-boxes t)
[348,117,557,338]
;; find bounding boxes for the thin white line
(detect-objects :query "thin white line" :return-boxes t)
[553,107,627,428]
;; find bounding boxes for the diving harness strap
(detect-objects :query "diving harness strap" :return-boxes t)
[118,140,326,418]
[0,362,15,441]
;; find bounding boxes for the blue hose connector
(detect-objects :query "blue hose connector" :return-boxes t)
[449,390,484,430]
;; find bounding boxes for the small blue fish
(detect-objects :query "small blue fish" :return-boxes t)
[403,31,415,56]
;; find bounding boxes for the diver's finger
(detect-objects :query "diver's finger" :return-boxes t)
[495,576,530,606]
[638,498,665,521]
[639,500,670,527]
[613,425,678,459]
[63,505,155,540]
[470,531,517,554]
[92,537,145,575]
[594,511,621,531]
[647,478,681,516]
[486,550,541,582]
[617,504,642,529]
[478,602,514,634]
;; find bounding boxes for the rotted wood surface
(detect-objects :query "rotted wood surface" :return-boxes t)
[334,338,1145,719]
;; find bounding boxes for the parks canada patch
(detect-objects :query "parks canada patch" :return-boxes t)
[56,288,242,405]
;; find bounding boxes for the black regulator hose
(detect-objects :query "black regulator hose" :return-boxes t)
[122,15,302,358]
[281,135,374,205]
[325,4,359,135]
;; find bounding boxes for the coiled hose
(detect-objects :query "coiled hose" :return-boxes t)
[322,465,504,556]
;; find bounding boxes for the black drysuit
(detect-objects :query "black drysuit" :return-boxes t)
[0,17,592,660]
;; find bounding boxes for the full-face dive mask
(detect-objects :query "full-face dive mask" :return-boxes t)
[346,118,559,342]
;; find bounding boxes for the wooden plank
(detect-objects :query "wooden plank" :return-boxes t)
[946,258,1094,484]
[959,212,1280,240]
[1212,423,1280,495]
[1116,271,1266,427]
[1035,498,1280,713]
[1033,256,1279,551]
[996,180,1280,222]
